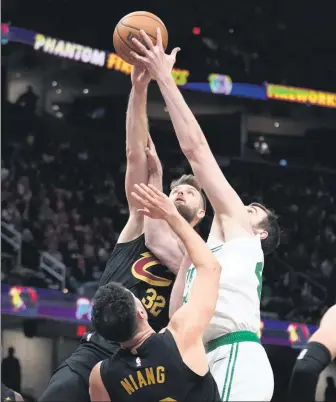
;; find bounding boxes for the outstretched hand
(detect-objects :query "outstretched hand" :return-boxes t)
[131,183,178,220]
[130,28,180,80]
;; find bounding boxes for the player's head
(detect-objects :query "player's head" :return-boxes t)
[91,282,149,343]
[169,174,206,226]
[246,203,280,255]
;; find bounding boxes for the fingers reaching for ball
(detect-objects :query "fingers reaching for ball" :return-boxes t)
[113,11,168,65]
[131,183,179,220]
[129,28,181,79]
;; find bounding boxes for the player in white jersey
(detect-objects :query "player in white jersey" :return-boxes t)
[130,29,281,401]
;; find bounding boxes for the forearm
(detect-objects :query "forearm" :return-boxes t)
[144,170,184,272]
[166,213,216,271]
[125,87,150,211]
[157,75,248,221]
[126,87,148,153]
[157,74,207,154]
[169,254,190,317]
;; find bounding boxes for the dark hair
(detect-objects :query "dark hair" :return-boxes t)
[91,282,137,342]
[251,203,280,255]
[170,174,207,211]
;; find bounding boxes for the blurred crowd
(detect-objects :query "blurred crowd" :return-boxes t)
[2,101,336,324]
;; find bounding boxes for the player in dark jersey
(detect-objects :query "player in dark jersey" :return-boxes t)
[288,304,336,402]
[39,66,206,402]
[1,383,23,402]
[89,183,221,402]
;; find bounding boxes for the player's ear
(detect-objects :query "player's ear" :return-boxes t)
[196,209,205,221]
[138,306,147,320]
[254,227,268,240]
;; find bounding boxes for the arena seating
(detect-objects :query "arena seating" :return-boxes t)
[2,102,336,323]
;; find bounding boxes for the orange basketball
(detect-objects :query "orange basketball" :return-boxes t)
[113,11,168,65]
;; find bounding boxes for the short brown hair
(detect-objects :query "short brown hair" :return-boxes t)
[250,203,280,255]
[170,174,206,211]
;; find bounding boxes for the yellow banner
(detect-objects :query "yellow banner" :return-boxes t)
[267,84,336,108]
[34,34,189,86]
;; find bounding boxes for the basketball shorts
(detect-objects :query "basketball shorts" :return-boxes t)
[206,331,274,401]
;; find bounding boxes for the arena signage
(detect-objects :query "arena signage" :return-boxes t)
[2,284,316,347]
[34,34,106,67]
[32,32,189,86]
[5,25,336,108]
[267,84,336,108]
[106,52,190,86]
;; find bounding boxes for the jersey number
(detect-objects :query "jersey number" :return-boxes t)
[255,262,263,300]
[142,288,166,317]
[159,398,177,401]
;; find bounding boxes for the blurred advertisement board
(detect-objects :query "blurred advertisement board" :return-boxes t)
[2,284,316,348]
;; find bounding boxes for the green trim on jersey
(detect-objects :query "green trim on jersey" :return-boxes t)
[206,330,260,353]
[225,343,239,401]
[220,342,240,401]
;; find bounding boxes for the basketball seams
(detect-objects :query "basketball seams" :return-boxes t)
[121,14,168,45]
[119,22,157,42]
[121,12,166,28]
[115,27,139,63]
[114,11,168,64]
[116,26,149,56]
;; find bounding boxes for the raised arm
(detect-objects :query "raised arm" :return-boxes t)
[144,136,185,273]
[131,184,221,344]
[118,67,151,243]
[130,30,251,233]
[168,254,191,318]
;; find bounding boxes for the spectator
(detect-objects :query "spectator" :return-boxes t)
[16,85,38,114]
[2,347,21,393]
[1,102,335,322]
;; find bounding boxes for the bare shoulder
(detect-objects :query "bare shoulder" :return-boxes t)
[89,361,111,402]
[168,327,208,376]
[89,361,103,388]
[117,215,144,243]
[217,214,254,242]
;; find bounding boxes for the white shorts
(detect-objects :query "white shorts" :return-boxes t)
[206,331,274,401]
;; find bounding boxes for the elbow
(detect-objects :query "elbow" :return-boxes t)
[126,147,145,162]
[180,135,208,161]
[144,234,156,250]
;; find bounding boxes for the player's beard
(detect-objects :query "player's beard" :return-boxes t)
[175,203,197,223]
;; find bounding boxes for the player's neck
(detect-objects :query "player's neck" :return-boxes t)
[121,326,155,353]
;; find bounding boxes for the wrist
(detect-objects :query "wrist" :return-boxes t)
[156,73,175,87]
[149,168,163,178]
[133,85,148,95]
[165,212,184,228]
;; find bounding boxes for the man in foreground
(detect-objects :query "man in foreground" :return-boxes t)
[39,64,205,401]
[288,304,336,402]
[89,183,221,402]
[131,29,280,401]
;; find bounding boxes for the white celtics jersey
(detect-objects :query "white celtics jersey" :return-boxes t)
[182,236,264,343]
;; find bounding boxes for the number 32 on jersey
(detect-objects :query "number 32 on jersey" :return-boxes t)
[132,252,172,318]
[142,288,166,317]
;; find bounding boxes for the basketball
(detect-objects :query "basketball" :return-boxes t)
[113,11,168,65]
